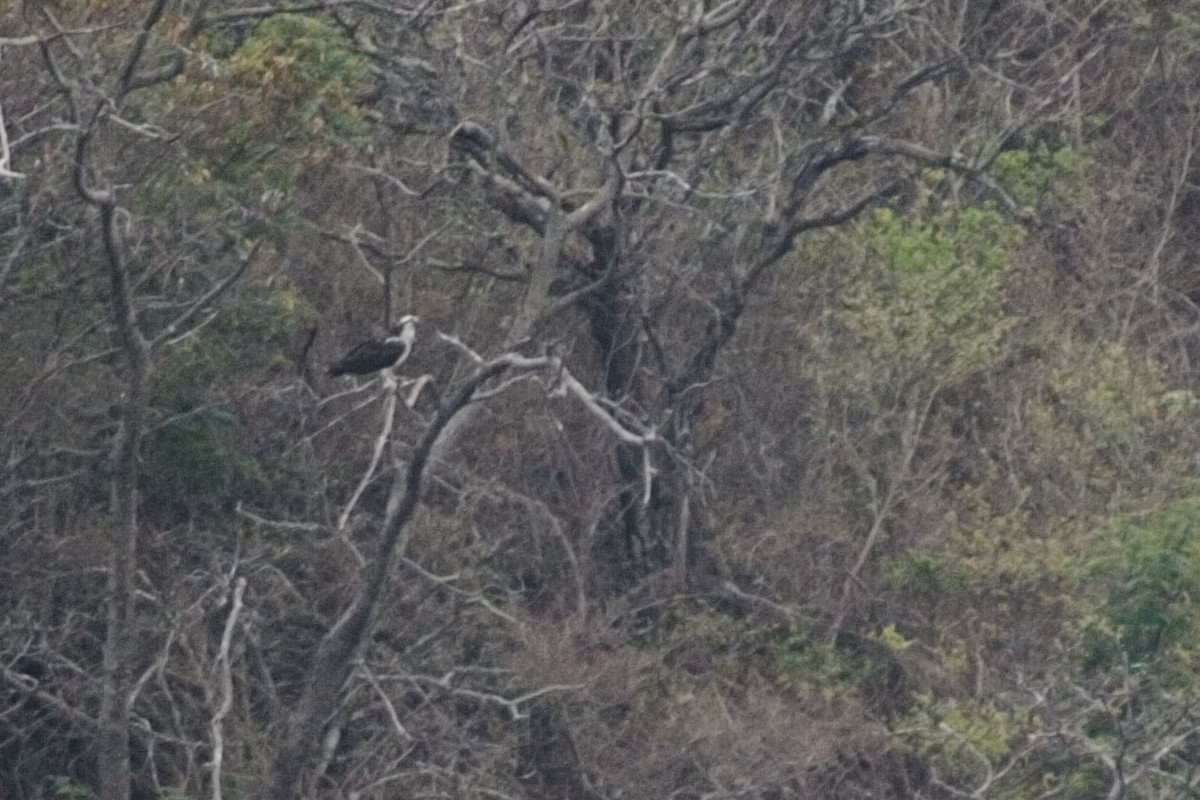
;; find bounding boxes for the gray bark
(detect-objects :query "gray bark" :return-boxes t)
[266,359,511,799]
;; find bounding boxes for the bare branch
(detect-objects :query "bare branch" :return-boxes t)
[683,0,754,39]
[399,672,584,720]
[112,0,173,101]
[360,665,412,741]
[0,79,25,180]
[335,375,401,558]
[150,241,261,349]
[1,664,103,732]
[265,354,514,799]
[209,577,247,800]
[236,503,326,534]
[850,135,1035,224]
[553,368,656,446]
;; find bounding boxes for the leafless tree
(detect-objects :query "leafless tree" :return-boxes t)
[4,1,1182,799]
[2,2,253,797]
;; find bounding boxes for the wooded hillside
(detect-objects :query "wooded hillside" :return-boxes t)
[4,1,1200,798]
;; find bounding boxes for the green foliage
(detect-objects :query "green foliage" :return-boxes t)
[224,14,368,140]
[152,275,311,404]
[896,696,1020,784]
[870,623,914,654]
[220,273,317,356]
[144,417,240,506]
[47,775,92,800]
[944,502,1084,596]
[768,632,869,699]
[1025,338,1196,481]
[882,549,962,597]
[838,204,1022,384]
[140,14,369,214]
[154,335,237,410]
[992,142,1091,210]
[1085,499,1200,675]
[142,277,311,512]
[659,607,867,702]
[8,253,59,296]
[144,338,241,507]
[1159,388,1200,417]
[881,495,1087,698]
[1052,342,1166,446]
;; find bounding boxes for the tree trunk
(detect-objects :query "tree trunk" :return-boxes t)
[97,200,151,800]
[266,361,510,799]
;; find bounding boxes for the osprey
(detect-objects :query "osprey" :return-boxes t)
[328,315,418,377]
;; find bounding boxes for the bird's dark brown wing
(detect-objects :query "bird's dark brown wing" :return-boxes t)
[328,341,375,377]
[329,340,405,377]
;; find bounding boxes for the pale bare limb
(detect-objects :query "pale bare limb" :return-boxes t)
[828,384,941,645]
[209,577,246,800]
[335,375,400,562]
[235,502,326,534]
[360,664,412,741]
[348,222,386,285]
[397,672,584,720]
[150,241,262,349]
[0,75,25,180]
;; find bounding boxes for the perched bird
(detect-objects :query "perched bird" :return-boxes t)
[328,315,418,377]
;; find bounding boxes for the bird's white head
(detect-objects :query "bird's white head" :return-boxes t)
[385,315,419,344]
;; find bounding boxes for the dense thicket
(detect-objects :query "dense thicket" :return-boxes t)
[4,1,1200,798]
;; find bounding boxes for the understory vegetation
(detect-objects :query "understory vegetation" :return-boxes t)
[4,1,1200,798]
